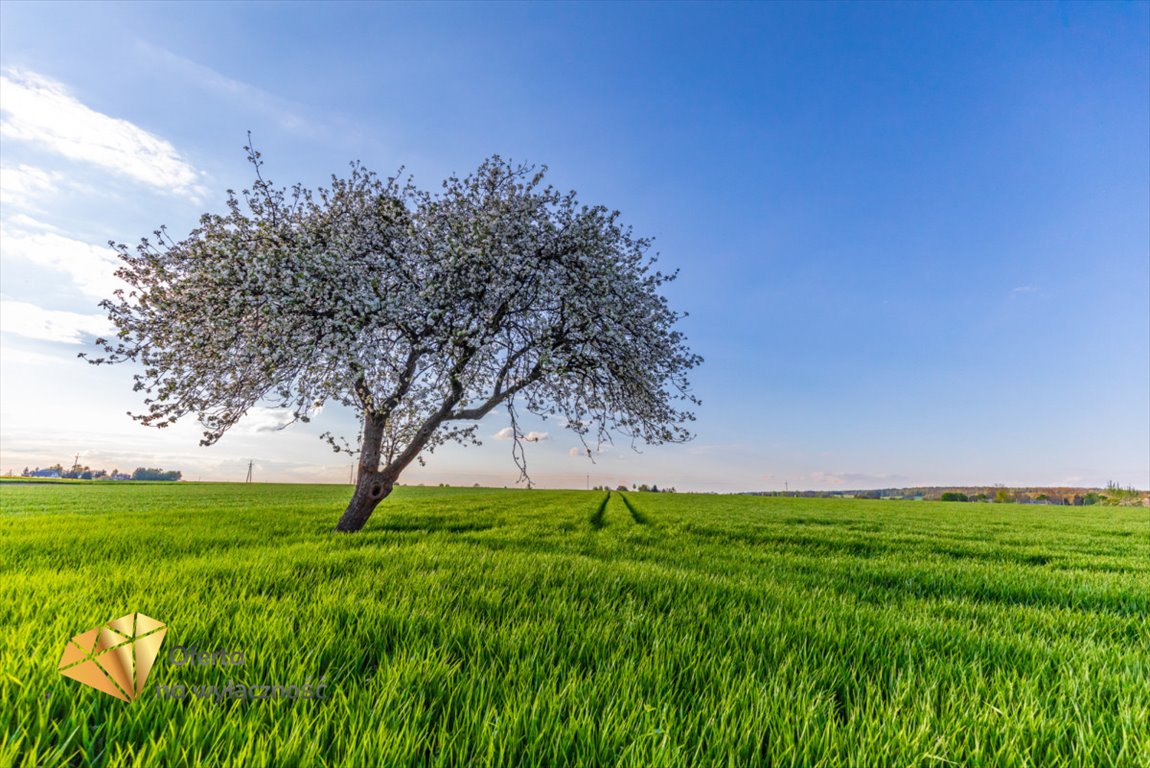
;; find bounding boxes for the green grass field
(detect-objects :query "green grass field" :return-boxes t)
[1,483,1147,767]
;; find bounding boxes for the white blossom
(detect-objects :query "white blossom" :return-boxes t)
[88,146,701,531]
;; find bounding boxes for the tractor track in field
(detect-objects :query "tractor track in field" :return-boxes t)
[590,492,610,529]
[618,493,649,525]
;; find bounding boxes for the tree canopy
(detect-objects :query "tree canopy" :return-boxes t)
[89,148,701,531]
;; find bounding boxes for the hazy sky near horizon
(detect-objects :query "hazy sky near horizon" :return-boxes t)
[1,2,1147,491]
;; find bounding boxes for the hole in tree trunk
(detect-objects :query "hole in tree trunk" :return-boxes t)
[370,484,382,499]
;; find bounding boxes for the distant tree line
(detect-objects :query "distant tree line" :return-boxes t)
[942,489,1120,506]
[589,483,677,493]
[131,467,183,481]
[749,484,1146,506]
[21,465,181,481]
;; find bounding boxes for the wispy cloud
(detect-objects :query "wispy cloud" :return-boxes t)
[807,471,911,488]
[687,442,751,456]
[0,345,69,366]
[137,43,326,138]
[808,471,847,488]
[0,164,61,209]
[1010,285,1041,298]
[568,444,609,457]
[0,300,111,344]
[235,407,298,434]
[493,427,549,442]
[226,404,325,436]
[0,69,204,197]
[0,217,124,299]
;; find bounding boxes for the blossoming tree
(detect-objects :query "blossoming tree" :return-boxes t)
[88,149,701,532]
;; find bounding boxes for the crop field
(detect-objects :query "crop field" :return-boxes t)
[1,482,1147,767]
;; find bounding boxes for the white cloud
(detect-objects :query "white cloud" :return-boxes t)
[0,300,112,344]
[808,471,847,488]
[5,213,60,232]
[0,345,67,366]
[492,427,549,442]
[234,404,325,434]
[806,471,911,489]
[237,407,297,434]
[0,218,124,299]
[0,69,204,197]
[568,445,608,457]
[0,164,61,208]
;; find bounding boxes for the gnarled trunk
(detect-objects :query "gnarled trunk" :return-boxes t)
[335,411,391,533]
[334,381,461,532]
[336,469,393,532]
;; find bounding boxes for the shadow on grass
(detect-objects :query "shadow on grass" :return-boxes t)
[930,545,1054,567]
[618,494,649,525]
[681,525,888,559]
[590,493,610,530]
[781,517,851,527]
[369,517,497,534]
[849,568,1147,617]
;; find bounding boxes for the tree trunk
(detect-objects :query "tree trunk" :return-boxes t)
[336,468,393,532]
[335,411,392,533]
[334,390,457,532]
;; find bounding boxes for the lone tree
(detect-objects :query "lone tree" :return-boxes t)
[88,148,701,532]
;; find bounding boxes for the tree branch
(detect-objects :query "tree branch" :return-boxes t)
[449,362,543,421]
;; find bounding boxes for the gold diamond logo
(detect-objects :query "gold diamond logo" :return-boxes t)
[58,613,167,702]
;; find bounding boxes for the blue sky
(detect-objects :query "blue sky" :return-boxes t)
[1,1,1147,491]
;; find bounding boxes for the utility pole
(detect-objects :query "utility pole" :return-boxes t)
[245,460,253,484]
[586,474,590,491]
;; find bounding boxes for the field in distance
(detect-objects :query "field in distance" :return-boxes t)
[1,483,1146,767]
